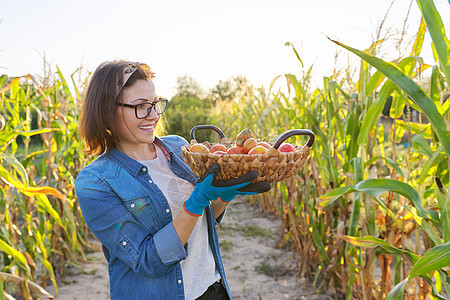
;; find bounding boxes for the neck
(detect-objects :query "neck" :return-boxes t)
[117,143,157,161]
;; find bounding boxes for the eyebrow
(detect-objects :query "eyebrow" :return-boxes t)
[130,97,158,103]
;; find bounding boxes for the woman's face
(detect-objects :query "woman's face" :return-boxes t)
[114,79,160,151]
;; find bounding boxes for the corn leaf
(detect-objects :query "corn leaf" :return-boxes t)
[408,241,450,279]
[357,179,439,220]
[285,42,304,68]
[0,165,67,201]
[22,149,48,168]
[343,235,449,300]
[440,187,450,242]
[320,179,438,220]
[344,105,362,163]
[364,70,385,97]
[357,56,418,146]
[0,74,6,88]
[35,194,64,228]
[429,65,441,106]
[396,119,433,139]
[42,258,57,296]
[17,128,53,137]
[337,235,420,263]
[308,208,331,265]
[411,133,434,156]
[0,131,17,146]
[331,39,450,158]
[410,17,426,57]
[70,69,82,108]
[285,74,306,98]
[416,0,450,86]
[317,186,357,206]
[0,239,30,273]
[418,145,445,183]
[0,272,54,299]
[386,279,408,300]
[0,77,21,94]
[406,205,443,245]
[2,153,29,185]
[390,92,407,119]
[357,77,396,146]
[385,245,448,300]
[438,270,450,296]
[56,65,72,100]
[269,75,282,94]
[18,185,66,201]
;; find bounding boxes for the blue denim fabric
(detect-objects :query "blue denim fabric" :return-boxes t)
[75,135,232,300]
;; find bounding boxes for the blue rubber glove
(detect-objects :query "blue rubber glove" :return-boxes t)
[216,177,271,202]
[183,164,270,216]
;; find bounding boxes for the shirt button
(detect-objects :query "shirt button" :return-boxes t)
[130,204,135,208]
[177,279,182,284]
[142,167,147,172]
[148,180,153,184]
[122,241,127,246]
[166,209,170,213]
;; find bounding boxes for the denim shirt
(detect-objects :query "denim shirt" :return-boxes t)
[75,135,231,300]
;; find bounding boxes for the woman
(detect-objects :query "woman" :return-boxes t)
[75,60,270,299]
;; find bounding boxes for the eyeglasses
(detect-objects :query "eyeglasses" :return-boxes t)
[116,98,168,119]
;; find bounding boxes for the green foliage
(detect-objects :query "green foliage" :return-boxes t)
[165,75,213,141]
[0,71,92,297]
[164,95,213,142]
[210,1,449,298]
[166,75,257,142]
[172,75,206,99]
[210,75,253,102]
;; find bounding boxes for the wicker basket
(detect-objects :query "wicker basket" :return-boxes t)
[181,125,315,183]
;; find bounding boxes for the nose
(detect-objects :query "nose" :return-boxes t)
[145,106,158,119]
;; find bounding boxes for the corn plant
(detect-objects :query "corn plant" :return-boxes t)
[210,0,449,298]
[320,0,450,297]
[0,69,92,299]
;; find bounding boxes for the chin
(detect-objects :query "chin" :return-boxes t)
[146,135,156,144]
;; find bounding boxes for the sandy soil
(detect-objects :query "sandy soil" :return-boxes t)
[46,196,330,300]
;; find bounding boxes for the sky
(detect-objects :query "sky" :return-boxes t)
[1,0,449,98]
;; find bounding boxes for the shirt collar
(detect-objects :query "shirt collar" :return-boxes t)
[153,137,171,161]
[106,137,171,177]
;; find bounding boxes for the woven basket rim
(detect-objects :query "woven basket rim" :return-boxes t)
[180,143,310,156]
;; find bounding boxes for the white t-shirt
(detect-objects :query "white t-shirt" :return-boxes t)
[140,145,221,300]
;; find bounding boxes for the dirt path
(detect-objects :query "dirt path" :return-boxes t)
[218,196,329,300]
[47,196,330,299]
[46,243,109,300]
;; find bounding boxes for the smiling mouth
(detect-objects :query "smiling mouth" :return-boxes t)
[139,124,154,130]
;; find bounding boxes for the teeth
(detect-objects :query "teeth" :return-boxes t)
[139,125,154,129]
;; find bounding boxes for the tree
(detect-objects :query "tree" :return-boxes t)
[210,75,253,102]
[165,76,213,141]
[173,75,206,99]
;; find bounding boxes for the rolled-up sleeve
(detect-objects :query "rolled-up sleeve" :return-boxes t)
[153,223,187,264]
[75,171,186,278]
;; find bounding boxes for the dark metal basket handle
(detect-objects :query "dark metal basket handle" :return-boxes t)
[272,129,315,149]
[190,125,226,141]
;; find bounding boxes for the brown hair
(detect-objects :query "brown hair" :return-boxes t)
[79,60,163,155]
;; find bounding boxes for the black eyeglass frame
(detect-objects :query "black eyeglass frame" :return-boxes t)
[116,98,168,119]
